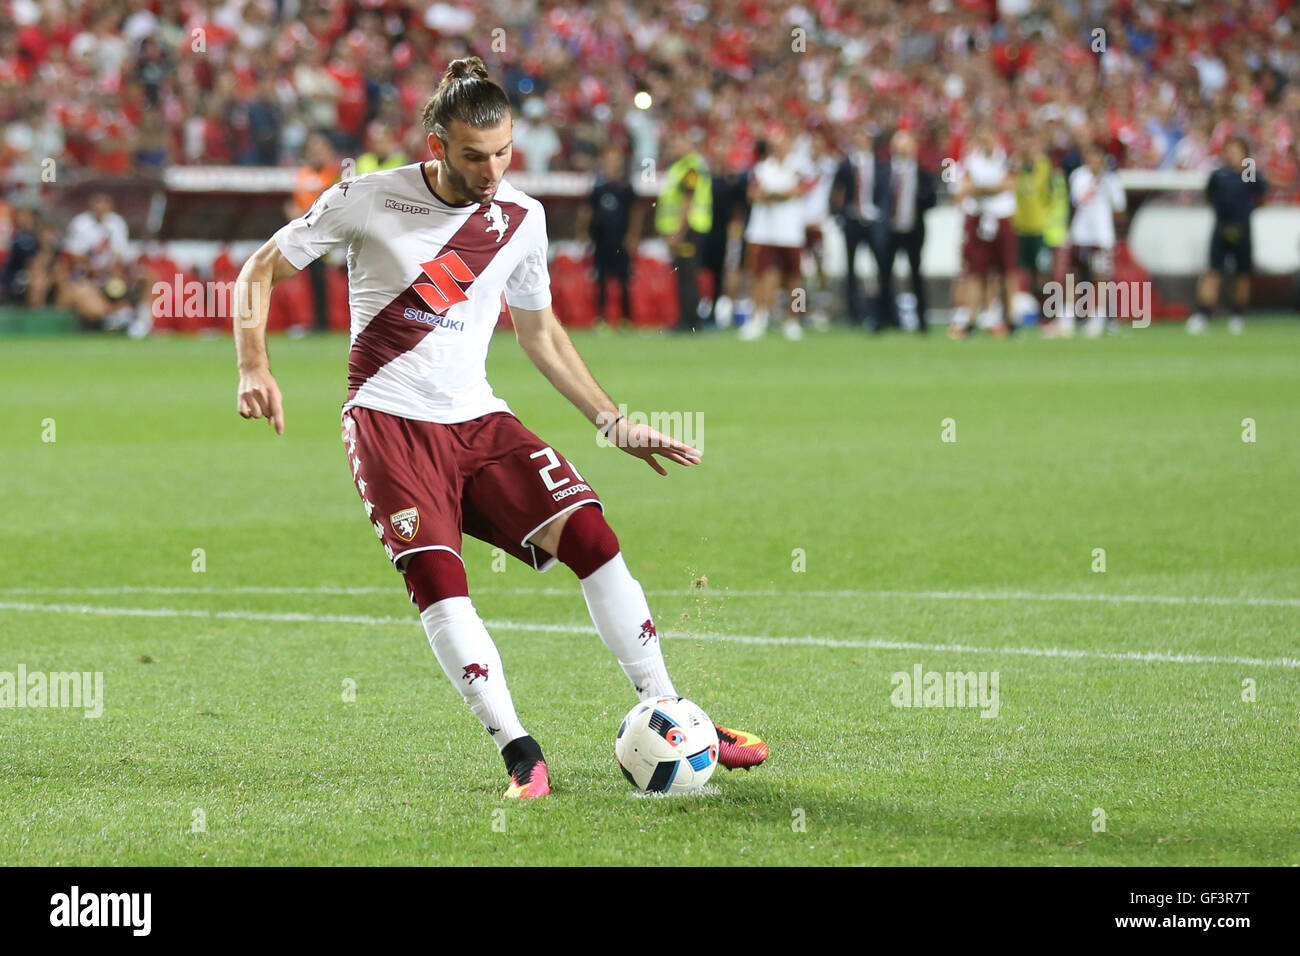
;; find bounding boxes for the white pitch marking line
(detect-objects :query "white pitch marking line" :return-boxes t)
[0,586,1297,609]
[1,601,1296,670]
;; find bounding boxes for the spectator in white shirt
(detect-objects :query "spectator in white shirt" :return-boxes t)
[58,193,139,331]
[1063,143,1127,337]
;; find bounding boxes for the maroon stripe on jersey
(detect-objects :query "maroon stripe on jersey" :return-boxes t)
[346,198,529,401]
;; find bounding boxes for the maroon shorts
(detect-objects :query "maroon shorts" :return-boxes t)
[751,243,803,278]
[961,215,1017,275]
[341,406,602,573]
[1068,244,1114,280]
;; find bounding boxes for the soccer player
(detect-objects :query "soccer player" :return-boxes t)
[1064,142,1126,338]
[949,124,1018,339]
[231,58,768,799]
[1186,136,1268,335]
[1012,130,1053,327]
[741,123,813,341]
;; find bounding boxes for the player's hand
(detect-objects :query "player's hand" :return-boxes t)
[609,419,701,476]
[237,366,285,435]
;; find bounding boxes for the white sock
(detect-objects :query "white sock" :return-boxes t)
[579,553,677,701]
[420,596,527,750]
[715,295,733,327]
[952,306,970,329]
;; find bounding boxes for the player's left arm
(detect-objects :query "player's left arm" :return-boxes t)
[509,302,702,475]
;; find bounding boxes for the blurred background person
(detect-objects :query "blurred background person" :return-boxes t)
[1060,142,1127,338]
[58,192,138,332]
[1,205,41,304]
[291,132,341,333]
[699,135,749,329]
[655,131,712,334]
[513,98,562,174]
[884,129,936,333]
[1014,130,1054,328]
[800,128,839,332]
[575,143,643,329]
[742,124,813,341]
[949,124,1018,339]
[1187,136,1268,335]
[356,123,409,175]
[830,125,891,330]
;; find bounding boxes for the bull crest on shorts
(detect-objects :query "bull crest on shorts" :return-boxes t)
[389,507,419,542]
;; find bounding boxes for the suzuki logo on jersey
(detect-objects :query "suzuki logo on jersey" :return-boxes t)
[402,307,465,332]
[414,250,477,314]
[483,202,509,242]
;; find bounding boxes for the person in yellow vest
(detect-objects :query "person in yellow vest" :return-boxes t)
[655,132,713,332]
[356,123,409,175]
[1013,130,1053,325]
[1039,161,1071,336]
[292,133,342,332]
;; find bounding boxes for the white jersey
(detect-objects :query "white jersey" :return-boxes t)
[802,154,838,229]
[958,148,1016,219]
[273,163,551,424]
[1068,165,1126,249]
[65,210,130,272]
[744,154,810,248]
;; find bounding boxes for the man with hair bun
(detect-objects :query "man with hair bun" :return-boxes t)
[233,57,769,800]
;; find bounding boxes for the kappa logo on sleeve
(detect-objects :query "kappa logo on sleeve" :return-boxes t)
[389,507,420,541]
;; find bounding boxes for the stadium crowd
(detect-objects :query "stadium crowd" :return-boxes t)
[2,0,1299,183]
[0,0,1293,332]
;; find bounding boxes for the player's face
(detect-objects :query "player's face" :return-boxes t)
[435,119,513,204]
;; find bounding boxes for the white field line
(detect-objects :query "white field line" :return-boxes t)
[1,600,1297,670]
[0,585,1298,609]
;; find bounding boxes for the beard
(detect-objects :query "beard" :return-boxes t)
[440,153,493,205]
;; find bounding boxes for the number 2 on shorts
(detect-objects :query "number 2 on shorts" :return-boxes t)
[530,446,584,490]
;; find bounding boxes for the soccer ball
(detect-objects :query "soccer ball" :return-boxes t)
[615,696,719,794]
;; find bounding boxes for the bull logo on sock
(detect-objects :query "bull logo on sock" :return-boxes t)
[638,619,657,646]
[389,507,419,542]
[462,662,490,684]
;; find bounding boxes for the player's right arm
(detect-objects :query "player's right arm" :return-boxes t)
[234,239,300,434]
[233,176,364,435]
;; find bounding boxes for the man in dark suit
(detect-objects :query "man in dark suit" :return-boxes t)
[882,129,937,332]
[830,126,892,329]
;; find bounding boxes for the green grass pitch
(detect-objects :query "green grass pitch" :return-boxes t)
[1,320,1297,865]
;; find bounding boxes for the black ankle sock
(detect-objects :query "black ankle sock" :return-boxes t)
[501,735,544,780]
